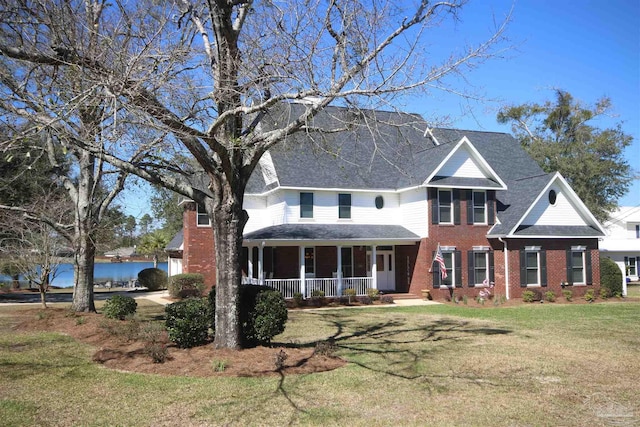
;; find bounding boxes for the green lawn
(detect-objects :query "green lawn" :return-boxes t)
[0,301,638,426]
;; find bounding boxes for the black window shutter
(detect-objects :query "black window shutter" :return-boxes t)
[454,250,462,287]
[468,251,475,287]
[431,188,438,224]
[488,192,495,225]
[432,251,440,288]
[540,249,547,287]
[453,189,461,225]
[586,250,593,285]
[466,190,473,225]
[489,251,495,283]
[519,249,527,287]
[566,249,573,285]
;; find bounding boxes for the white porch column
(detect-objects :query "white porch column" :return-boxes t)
[299,246,306,298]
[337,246,343,296]
[258,243,265,285]
[371,245,378,290]
[247,246,254,284]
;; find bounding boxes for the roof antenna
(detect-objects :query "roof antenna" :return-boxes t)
[424,127,440,146]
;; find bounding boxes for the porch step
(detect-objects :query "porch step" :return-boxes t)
[380,292,420,300]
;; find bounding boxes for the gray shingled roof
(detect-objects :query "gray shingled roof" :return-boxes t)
[512,225,604,237]
[165,230,184,252]
[243,224,420,242]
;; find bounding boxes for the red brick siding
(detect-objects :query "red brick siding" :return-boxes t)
[182,202,217,289]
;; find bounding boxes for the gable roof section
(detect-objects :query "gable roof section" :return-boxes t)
[488,172,605,238]
[424,136,507,190]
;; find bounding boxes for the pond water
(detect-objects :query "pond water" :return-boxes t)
[0,261,168,288]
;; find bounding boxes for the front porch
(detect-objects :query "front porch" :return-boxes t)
[241,276,374,299]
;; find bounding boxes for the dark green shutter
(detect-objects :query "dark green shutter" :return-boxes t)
[431,188,438,224]
[519,249,527,287]
[488,192,495,225]
[468,251,475,287]
[489,251,495,283]
[453,189,461,225]
[454,250,462,287]
[566,249,573,285]
[540,249,547,287]
[432,251,440,288]
[467,191,473,225]
[586,250,593,285]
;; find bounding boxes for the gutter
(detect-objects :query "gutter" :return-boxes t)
[498,237,509,300]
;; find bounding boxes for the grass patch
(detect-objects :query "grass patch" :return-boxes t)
[0,301,639,426]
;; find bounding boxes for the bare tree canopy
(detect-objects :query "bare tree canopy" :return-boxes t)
[0,0,510,348]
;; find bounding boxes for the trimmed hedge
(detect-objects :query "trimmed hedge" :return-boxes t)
[208,285,288,347]
[165,298,211,348]
[137,268,168,291]
[103,295,137,320]
[600,257,623,297]
[168,273,205,299]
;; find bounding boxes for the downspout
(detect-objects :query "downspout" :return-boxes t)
[499,237,509,300]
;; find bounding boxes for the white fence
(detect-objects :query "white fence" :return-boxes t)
[257,277,374,299]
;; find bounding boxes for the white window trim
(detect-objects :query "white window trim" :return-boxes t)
[304,247,316,278]
[196,204,211,227]
[627,257,637,276]
[474,251,490,287]
[441,250,456,287]
[438,189,453,225]
[473,190,487,225]
[525,250,541,287]
[300,192,314,219]
[570,249,586,286]
[338,193,352,220]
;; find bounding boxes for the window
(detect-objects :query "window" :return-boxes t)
[304,247,315,276]
[525,252,540,285]
[570,250,586,284]
[438,190,452,224]
[473,191,486,224]
[300,192,313,218]
[548,189,557,205]
[433,249,460,288]
[636,225,639,239]
[520,247,546,287]
[469,252,491,286]
[338,193,351,219]
[196,204,210,226]
[375,195,384,209]
[341,247,353,277]
[626,257,637,276]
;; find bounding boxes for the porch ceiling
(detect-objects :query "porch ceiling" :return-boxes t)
[243,224,420,246]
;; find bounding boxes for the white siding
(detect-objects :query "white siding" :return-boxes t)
[267,191,288,226]
[400,188,428,237]
[521,184,588,226]
[244,195,269,233]
[438,146,486,178]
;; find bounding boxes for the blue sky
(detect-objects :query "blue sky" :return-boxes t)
[121,0,640,220]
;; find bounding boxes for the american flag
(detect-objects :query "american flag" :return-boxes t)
[434,245,448,279]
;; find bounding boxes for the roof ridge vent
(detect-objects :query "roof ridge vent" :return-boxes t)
[424,127,440,146]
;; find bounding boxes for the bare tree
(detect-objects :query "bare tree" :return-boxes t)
[0,0,510,347]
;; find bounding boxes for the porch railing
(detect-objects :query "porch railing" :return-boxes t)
[255,276,373,299]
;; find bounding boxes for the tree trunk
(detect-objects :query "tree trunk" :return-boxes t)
[211,188,248,350]
[72,234,96,312]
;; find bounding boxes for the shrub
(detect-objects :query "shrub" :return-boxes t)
[343,288,356,304]
[292,292,304,307]
[249,290,288,345]
[168,273,205,299]
[599,288,611,299]
[140,323,167,363]
[562,289,573,301]
[165,298,211,348]
[208,285,288,348]
[366,288,380,301]
[103,295,137,320]
[357,295,373,305]
[137,268,168,291]
[544,291,556,302]
[310,289,326,307]
[600,257,623,297]
[584,289,596,303]
[522,290,535,303]
[380,295,394,304]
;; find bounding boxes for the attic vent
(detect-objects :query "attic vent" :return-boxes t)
[424,127,440,146]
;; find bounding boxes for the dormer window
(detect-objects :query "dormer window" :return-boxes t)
[300,192,314,218]
[338,193,351,219]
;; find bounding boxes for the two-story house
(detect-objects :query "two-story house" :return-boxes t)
[600,206,640,295]
[167,103,605,300]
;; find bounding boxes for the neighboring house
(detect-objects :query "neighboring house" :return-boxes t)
[104,246,138,260]
[599,206,640,295]
[169,103,605,300]
[165,230,184,277]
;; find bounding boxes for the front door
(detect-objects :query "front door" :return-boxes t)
[368,249,395,291]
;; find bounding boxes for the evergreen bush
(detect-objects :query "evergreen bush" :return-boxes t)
[103,295,137,320]
[165,298,211,348]
[168,273,205,299]
[137,268,168,291]
[600,257,623,297]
